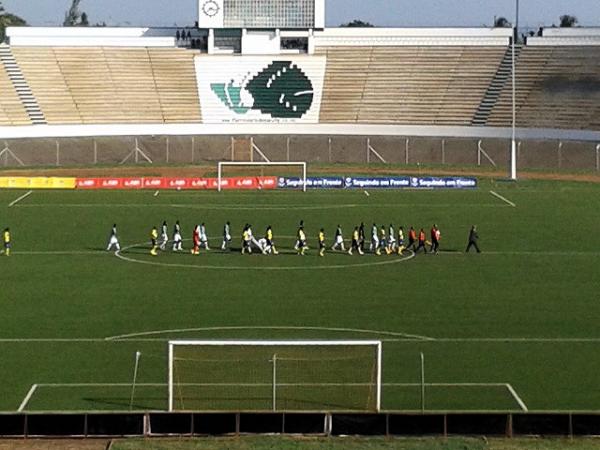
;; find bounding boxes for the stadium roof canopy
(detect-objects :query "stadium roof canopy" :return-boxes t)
[6,26,514,52]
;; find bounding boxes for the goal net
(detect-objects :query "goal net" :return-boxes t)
[168,340,382,412]
[217,162,307,191]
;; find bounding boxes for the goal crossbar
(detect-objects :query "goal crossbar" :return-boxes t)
[217,161,307,192]
[168,340,382,412]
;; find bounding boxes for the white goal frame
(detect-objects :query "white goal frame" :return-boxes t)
[217,161,307,192]
[168,340,382,412]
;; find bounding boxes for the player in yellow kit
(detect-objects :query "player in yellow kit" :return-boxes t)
[3,228,10,256]
[150,226,159,256]
[318,228,326,257]
[397,226,406,255]
[297,226,307,255]
[348,226,364,255]
[265,225,279,255]
[241,224,252,254]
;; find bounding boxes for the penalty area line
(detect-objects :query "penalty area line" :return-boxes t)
[506,383,528,412]
[8,190,32,207]
[490,190,516,207]
[18,384,38,412]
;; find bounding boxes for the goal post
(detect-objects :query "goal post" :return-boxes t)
[168,340,382,412]
[217,161,307,192]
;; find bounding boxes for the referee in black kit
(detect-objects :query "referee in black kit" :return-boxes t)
[466,225,481,253]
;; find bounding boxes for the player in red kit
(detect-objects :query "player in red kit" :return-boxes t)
[415,228,428,254]
[408,227,417,251]
[430,224,441,254]
[191,225,201,255]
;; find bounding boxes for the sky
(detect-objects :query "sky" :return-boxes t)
[2,0,599,29]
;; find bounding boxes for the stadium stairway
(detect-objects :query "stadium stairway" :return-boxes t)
[471,45,521,126]
[0,45,46,125]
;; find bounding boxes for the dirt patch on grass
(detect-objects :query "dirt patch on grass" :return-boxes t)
[0,440,109,450]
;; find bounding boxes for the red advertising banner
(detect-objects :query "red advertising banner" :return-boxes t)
[75,177,277,191]
[76,178,99,189]
[100,178,123,189]
[143,178,166,189]
[122,178,143,189]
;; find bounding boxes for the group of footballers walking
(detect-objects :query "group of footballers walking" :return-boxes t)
[106,220,445,257]
[328,222,441,257]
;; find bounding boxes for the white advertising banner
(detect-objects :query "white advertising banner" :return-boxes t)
[195,55,326,124]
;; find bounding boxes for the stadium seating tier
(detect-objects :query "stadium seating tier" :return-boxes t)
[10,46,202,125]
[316,46,507,125]
[2,44,600,130]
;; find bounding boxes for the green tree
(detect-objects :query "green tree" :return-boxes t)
[559,15,578,27]
[64,0,89,27]
[0,1,28,42]
[494,16,511,28]
[340,19,375,28]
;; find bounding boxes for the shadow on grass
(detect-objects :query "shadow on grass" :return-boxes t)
[82,396,164,411]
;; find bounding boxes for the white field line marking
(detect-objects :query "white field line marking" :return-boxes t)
[2,337,600,343]
[484,251,600,256]
[6,334,600,344]
[12,203,501,210]
[386,383,508,387]
[397,338,600,343]
[8,190,32,207]
[105,326,433,342]
[7,330,600,344]
[33,382,508,389]
[0,338,107,342]
[15,251,101,256]
[1,337,413,343]
[444,251,600,257]
[14,203,357,211]
[18,384,38,412]
[115,243,416,271]
[10,249,600,258]
[506,383,528,412]
[490,190,516,207]
[37,383,165,388]
[12,250,600,258]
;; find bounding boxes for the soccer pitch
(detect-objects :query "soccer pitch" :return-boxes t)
[1,178,600,413]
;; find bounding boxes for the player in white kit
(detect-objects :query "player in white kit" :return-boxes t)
[200,223,210,250]
[221,221,232,251]
[106,224,120,251]
[369,223,379,253]
[387,224,397,254]
[331,225,346,251]
[159,221,168,251]
[172,220,183,251]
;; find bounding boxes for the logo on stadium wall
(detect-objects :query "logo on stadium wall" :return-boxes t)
[195,56,326,124]
[211,62,314,119]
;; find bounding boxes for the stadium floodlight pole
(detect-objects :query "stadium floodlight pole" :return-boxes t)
[129,351,141,411]
[510,0,519,180]
[515,0,520,43]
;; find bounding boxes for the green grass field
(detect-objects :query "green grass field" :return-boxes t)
[1,178,600,413]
